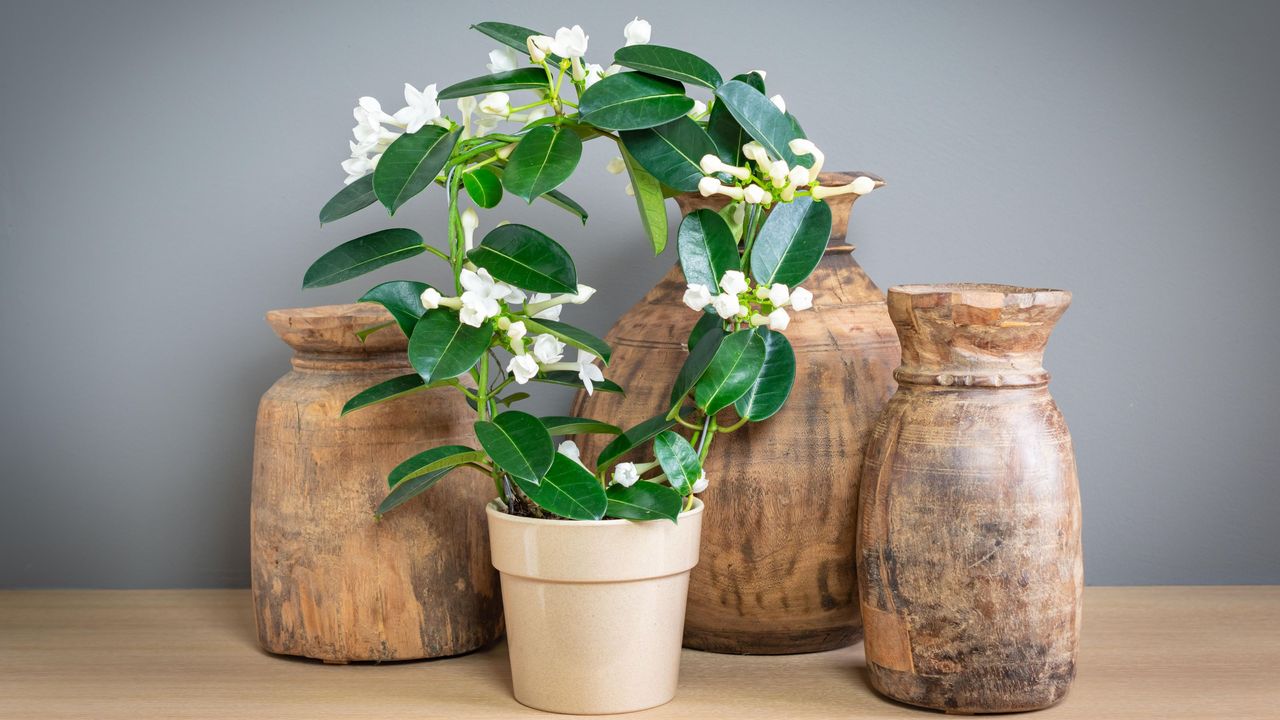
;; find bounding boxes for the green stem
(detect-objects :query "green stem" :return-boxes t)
[719,415,750,433]
[741,203,764,276]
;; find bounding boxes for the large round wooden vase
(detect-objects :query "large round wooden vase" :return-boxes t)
[251,304,502,662]
[857,284,1081,713]
[571,173,899,654]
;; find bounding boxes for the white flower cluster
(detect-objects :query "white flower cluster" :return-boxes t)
[697,139,879,205]
[610,462,708,492]
[343,85,445,184]
[683,270,813,332]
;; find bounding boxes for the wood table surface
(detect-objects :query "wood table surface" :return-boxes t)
[1,586,1276,718]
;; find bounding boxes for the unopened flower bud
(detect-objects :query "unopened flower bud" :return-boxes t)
[769,94,786,113]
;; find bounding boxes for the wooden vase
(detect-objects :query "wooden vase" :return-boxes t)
[571,173,899,654]
[250,304,502,662]
[857,284,1081,713]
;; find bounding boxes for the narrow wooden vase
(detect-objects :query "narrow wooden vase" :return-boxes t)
[572,173,899,654]
[251,304,502,662]
[857,284,1082,713]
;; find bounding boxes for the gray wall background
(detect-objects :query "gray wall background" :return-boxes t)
[2,0,1277,588]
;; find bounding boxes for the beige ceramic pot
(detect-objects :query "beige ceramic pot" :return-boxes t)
[486,500,704,715]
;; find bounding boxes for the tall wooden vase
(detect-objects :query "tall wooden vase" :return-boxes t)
[571,173,899,654]
[251,304,502,662]
[857,284,1081,713]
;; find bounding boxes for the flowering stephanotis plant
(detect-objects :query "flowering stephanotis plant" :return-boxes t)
[303,16,877,523]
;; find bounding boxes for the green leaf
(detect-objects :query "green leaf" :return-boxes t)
[579,72,694,131]
[463,166,503,208]
[598,414,678,468]
[605,481,682,522]
[534,371,623,394]
[749,196,833,286]
[407,309,493,382]
[694,329,766,414]
[502,125,582,203]
[677,209,741,290]
[540,189,589,224]
[303,228,426,288]
[319,174,376,224]
[359,280,428,336]
[437,68,550,99]
[373,126,461,214]
[687,311,725,351]
[342,373,447,415]
[705,73,764,167]
[653,431,701,495]
[619,116,717,192]
[513,452,607,520]
[615,143,669,255]
[713,80,806,168]
[475,410,554,486]
[377,445,480,515]
[467,223,577,293]
[498,392,530,407]
[669,325,727,409]
[541,416,623,436]
[523,318,611,364]
[612,45,722,89]
[734,328,796,421]
[388,444,480,488]
[471,21,552,59]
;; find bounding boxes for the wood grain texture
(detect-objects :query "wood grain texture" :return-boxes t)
[252,304,501,662]
[1,588,1277,719]
[857,285,1081,713]
[572,173,900,654]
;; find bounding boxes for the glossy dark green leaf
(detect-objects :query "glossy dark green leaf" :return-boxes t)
[705,73,764,166]
[579,72,694,131]
[467,223,577,293]
[524,318,610,364]
[303,228,426,288]
[463,166,503,208]
[502,125,582,202]
[377,446,481,515]
[407,309,493,382]
[677,209,741,290]
[373,126,460,214]
[534,371,624,394]
[359,280,428,336]
[713,80,806,168]
[749,196,833,286]
[733,327,796,421]
[470,21,547,56]
[475,410,553,486]
[652,431,701,495]
[612,45,722,89]
[354,321,396,342]
[540,189,588,224]
[605,481,682,522]
[687,311,725,350]
[387,444,480,489]
[437,68,550,99]
[598,414,678,468]
[669,325,726,409]
[540,416,623,436]
[498,392,530,407]
[318,174,376,224]
[694,329,766,414]
[617,144,668,254]
[513,452,607,520]
[619,116,717,192]
[343,373,447,415]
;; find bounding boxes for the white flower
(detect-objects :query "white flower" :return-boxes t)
[811,175,880,200]
[624,183,634,196]
[767,283,790,306]
[606,156,626,175]
[623,17,651,46]
[506,320,527,341]
[458,268,512,327]
[507,354,540,384]
[420,287,443,309]
[572,284,596,303]
[683,283,712,311]
[742,141,771,166]
[528,293,562,320]
[712,292,742,319]
[558,440,585,466]
[699,154,750,181]
[789,286,813,311]
[584,63,606,88]
[551,25,589,59]
[527,35,553,63]
[341,153,375,184]
[768,308,791,331]
[487,47,520,74]
[719,270,749,296]
[769,94,787,113]
[787,165,811,187]
[392,83,441,134]
[478,92,510,117]
[743,184,771,205]
[767,159,789,185]
[689,99,707,118]
[698,176,722,197]
[851,175,878,195]
[503,284,527,305]
[788,138,825,183]
[604,64,622,77]
[691,470,709,494]
[357,96,395,125]
[573,350,605,395]
[531,334,565,364]
[613,462,640,487]
[461,207,479,251]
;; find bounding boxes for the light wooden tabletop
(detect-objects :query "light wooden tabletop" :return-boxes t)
[1,586,1276,718]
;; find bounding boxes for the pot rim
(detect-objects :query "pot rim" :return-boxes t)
[890,283,1071,304]
[485,497,703,526]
